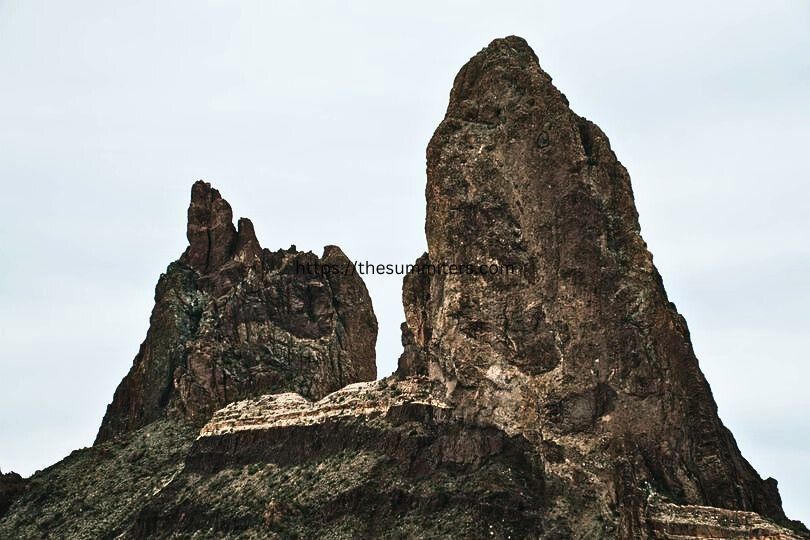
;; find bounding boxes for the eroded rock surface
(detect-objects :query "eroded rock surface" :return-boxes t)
[0,421,196,538]
[395,36,805,536]
[129,380,803,539]
[135,36,807,539]
[96,181,377,443]
[0,181,378,539]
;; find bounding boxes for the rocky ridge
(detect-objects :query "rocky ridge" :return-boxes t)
[128,378,548,538]
[131,36,806,538]
[0,182,378,538]
[96,181,377,443]
[131,378,803,538]
[0,421,197,538]
[0,35,806,540]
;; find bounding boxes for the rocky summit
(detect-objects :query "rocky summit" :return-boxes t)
[1,36,806,539]
[0,182,378,537]
[96,181,378,443]
[399,36,803,535]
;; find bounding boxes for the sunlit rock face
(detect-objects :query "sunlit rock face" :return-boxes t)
[95,181,378,443]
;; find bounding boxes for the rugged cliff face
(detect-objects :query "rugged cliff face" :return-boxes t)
[127,380,550,539]
[398,35,796,534]
[96,181,378,443]
[127,378,805,538]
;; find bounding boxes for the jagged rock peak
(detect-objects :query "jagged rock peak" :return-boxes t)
[398,35,804,535]
[181,180,239,274]
[95,181,378,444]
[445,35,555,118]
[235,217,262,262]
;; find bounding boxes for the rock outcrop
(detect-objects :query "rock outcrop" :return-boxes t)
[396,36,804,536]
[126,378,803,539]
[0,421,197,538]
[128,380,549,539]
[106,36,807,539]
[0,182,378,538]
[95,182,377,443]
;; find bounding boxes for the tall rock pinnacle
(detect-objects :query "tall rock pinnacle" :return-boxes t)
[399,36,798,534]
[95,181,378,443]
[181,182,238,274]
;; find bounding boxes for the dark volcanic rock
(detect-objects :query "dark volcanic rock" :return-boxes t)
[397,35,804,535]
[124,377,805,539]
[96,181,377,442]
[182,182,238,274]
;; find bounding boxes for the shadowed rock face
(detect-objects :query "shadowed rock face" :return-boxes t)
[398,36,801,534]
[95,181,377,444]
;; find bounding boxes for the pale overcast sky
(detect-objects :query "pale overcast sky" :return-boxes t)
[1,0,808,523]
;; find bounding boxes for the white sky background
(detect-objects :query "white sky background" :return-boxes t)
[0,0,808,523]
